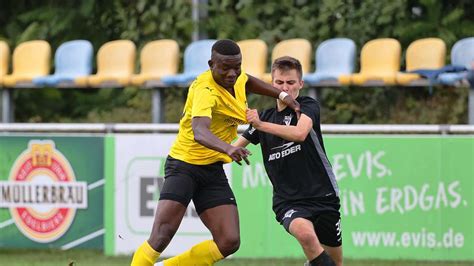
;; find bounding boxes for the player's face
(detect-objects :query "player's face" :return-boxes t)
[209,52,242,89]
[272,69,304,99]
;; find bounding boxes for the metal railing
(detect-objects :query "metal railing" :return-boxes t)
[1,123,474,134]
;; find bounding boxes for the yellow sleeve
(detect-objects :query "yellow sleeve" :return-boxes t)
[191,86,216,118]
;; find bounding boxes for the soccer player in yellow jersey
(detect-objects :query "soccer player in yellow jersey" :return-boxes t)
[131,39,300,266]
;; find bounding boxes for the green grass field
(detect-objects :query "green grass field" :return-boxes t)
[0,249,473,266]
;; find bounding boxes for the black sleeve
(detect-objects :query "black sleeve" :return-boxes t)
[242,110,268,145]
[242,124,260,145]
[299,97,320,125]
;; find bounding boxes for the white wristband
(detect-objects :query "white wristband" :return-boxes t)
[278,91,288,101]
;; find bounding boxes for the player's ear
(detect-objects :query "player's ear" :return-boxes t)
[208,59,213,68]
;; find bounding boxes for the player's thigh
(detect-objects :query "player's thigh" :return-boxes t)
[193,163,239,242]
[281,208,324,256]
[192,162,236,214]
[195,167,239,238]
[313,211,342,246]
[280,207,313,234]
[199,204,240,256]
[158,156,196,206]
[151,199,187,231]
[199,204,240,239]
[150,157,196,238]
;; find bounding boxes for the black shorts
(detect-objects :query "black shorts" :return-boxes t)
[277,199,342,247]
[159,156,237,214]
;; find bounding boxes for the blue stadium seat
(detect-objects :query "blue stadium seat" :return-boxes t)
[33,40,93,87]
[161,39,216,86]
[303,38,356,86]
[437,37,474,85]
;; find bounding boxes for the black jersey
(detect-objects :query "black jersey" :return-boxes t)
[243,96,339,211]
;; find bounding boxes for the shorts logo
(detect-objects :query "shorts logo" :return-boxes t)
[336,218,342,242]
[0,140,87,243]
[284,209,297,219]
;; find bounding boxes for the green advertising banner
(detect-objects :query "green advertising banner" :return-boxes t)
[232,135,474,260]
[0,136,104,249]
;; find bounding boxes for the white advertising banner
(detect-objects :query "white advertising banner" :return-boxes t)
[113,134,232,256]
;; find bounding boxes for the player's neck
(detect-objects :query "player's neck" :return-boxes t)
[276,100,287,112]
[225,87,235,97]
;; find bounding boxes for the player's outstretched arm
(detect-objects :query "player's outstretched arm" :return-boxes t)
[192,116,250,165]
[245,74,301,117]
[247,109,313,142]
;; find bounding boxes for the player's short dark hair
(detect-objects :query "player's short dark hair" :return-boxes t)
[271,56,303,80]
[212,39,241,56]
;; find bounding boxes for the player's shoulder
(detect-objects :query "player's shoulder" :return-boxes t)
[238,71,249,81]
[297,95,320,106]
[191,77,217,95]
[296,96,320,110]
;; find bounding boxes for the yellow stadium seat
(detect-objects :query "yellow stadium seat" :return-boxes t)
[3,40,51,87]
[77,40,136,87]
[237,39,268,79]
[396,38,446,85]
[131,39,179,87]
[339,38,401,85]
[0,41,9,86]
[261,38,312,83]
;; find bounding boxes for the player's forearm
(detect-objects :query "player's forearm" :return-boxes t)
[194,129,233,154]
[192,117,234,154]
[246,75,280,98]
[233,136,250,148]
[254,122,306,142]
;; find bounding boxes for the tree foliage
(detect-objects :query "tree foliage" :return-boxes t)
[0,0,472,123]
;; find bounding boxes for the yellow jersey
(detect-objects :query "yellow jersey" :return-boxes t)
[169,70,248,165]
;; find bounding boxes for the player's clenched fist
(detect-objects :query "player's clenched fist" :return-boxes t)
[280,94,301,119]
[246,109,262,128]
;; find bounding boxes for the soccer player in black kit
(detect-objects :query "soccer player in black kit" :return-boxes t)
[234,56,342,266]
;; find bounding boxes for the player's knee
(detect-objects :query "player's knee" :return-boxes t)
[216,234,240,256]
[294,230,318,248]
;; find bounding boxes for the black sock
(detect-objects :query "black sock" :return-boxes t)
[309,251,336,266]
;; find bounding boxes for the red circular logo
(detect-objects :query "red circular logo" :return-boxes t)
[6,140,86,243]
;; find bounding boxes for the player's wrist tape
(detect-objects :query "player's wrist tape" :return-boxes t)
[278,91,289,101]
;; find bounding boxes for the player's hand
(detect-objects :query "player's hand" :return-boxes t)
[281,95,301,119]
[246,109,262,128]
[226,146,251,165]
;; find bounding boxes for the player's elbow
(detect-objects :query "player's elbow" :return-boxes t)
[193,132,205,145]
[292,131,309,142]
